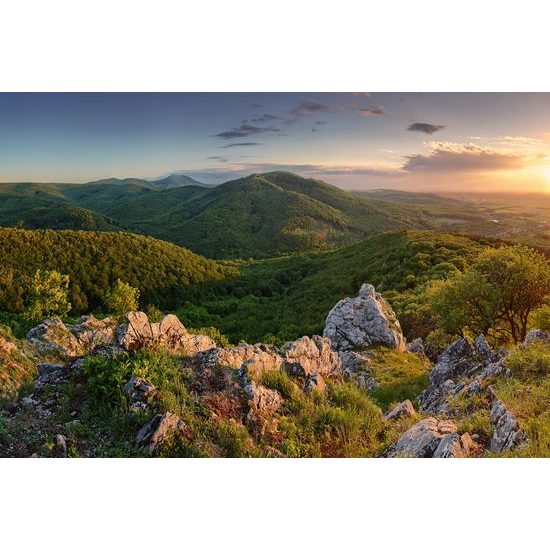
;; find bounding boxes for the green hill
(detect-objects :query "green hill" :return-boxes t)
[0,228,236,314]
[0,172,437,259]
[175,230,487,344]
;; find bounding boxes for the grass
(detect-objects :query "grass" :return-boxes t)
[364,347,431,411]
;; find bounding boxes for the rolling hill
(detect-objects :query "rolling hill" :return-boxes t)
[0,172,437,258]
[0,228,236,314]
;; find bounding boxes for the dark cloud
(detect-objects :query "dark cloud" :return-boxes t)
[402,144,523,172]
[360,106,389,117]
[407,122,446,135]
[221,142,261,148]
[207,156,224,159]
[291,101,330,117]
[214,123,280,139]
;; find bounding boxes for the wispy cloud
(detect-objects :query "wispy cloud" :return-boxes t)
[407,122,446,135]
[402,142,524,172]
[291,101,330,117]
[221,142,261,148]
[214,123,280,140]
[360,106,390,117]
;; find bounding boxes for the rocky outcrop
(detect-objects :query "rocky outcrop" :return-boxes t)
[419,335,507,414]
[68,315,117,351]
[195,343,283,376]
[135,412,185,455]
[123,375,157,410]
[26,318,84,359]
[406,338,425,356]
[242,379,284,414]
[282,335,341,377]
[116,312,216,355]
[323,283,405,352]
[490,396,527,453]
[386,418,474,458]
[338,350,377,390]
[384,400,416,421]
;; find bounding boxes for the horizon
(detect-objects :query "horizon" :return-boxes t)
[1,92,549,193]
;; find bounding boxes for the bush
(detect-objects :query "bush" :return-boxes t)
[24,269,71,322]
[103,279,140,317]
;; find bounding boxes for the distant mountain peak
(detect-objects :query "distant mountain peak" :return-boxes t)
[152,174,205,188]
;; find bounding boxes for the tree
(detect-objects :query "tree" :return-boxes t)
[427,245,550,344]
[24,269,71,322]
[104,279,140,316]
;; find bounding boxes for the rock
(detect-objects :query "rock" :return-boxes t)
[196,343,282,375]
[384,399,416,421]
[303,373,326,395]
[242,379,284,414]
[338,350,372,375]
[123,375,157,410]
[429,338,479,386]
[116,312,216,355]
[156,314,216,355]
[68,315,117,350]
[524,329,550,345]
[406,338,425,356]
[26,318,84,359]
[385,418,461,457]
[37,362,64,376]
[116,312,156,351]
[490,396,527,453]
[282,335,341,377]
[136,412,185,455]
[433,432,476,458]
[55,434,67,457]
[323,283,405,352]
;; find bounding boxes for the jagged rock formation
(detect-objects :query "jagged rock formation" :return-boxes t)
[386,418,475,458]
[123,375,157,411]
[419,335,507,414]
[26,318,85,359]
[489,395,528,453]
[68,315,117,351]
[323,283,405,352]
[135,412,186,455]
[282,335,341,377]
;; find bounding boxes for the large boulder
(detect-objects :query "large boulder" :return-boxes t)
[135,412,185,455]
[384,399,416,421]
[26,318,84,359]
[282,335,341,378]
[386,418,473,458]
[323,283,405,352]
[490,396,527,453]
[116,312,155,350]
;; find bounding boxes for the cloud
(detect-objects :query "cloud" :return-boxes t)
[214,123,280,139]
[402,142,524,172]
[407,122,446,135]
[250,113,284,124]
[311,120,327,132]
[360,106,390,117]
[291,101,330,117]
[221,142,261,148]
[207,156,224,159]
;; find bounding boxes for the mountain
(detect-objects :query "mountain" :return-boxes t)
[0,228,236,314]
[151,174,205,188]
[0,172,438,258]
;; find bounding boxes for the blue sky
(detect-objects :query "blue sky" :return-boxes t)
[1,93,549,191]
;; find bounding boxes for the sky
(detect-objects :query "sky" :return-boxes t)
[0,92,549,192]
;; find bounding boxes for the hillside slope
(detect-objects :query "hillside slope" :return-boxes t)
[176,230,487,343]
[0,228,236,314]
[0,172,436,259]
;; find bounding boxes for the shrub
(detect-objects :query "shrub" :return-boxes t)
[24,269,71,322]
[103,279,140,317]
